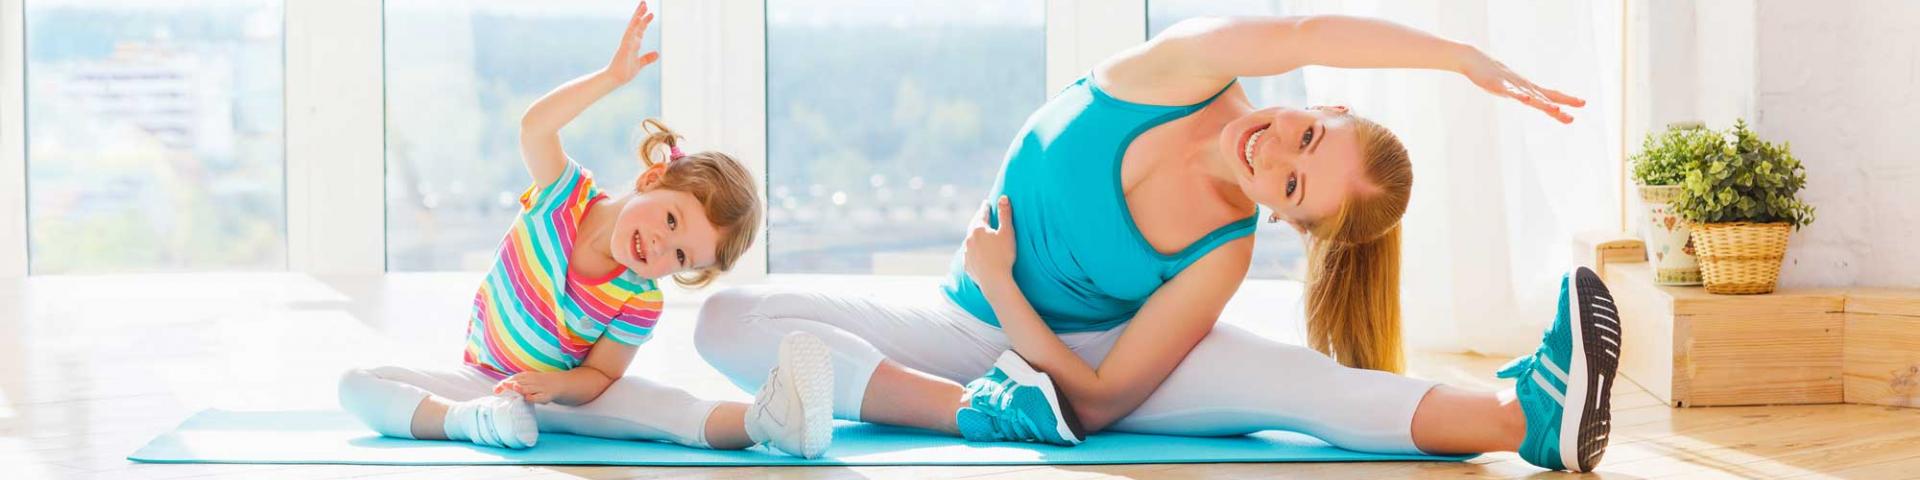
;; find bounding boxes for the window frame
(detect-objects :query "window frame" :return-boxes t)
[2,0,25,277]
[286,0,384,275]
[0,0,1369,284]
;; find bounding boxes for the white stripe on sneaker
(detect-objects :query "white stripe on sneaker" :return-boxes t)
[1538,352,1571,384]
[1594,322,1619,336]
[1596,373,1611,406]
[1532,371,1566,406]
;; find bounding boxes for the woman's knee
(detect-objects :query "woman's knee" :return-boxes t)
[693,286,770,365]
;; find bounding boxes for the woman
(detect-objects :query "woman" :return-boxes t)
[697,15,1617,472]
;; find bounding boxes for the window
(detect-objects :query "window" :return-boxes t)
[25,0,287,274]
[384,1,662,271]
[1150,0,1307,280]
[765,0,1045,274]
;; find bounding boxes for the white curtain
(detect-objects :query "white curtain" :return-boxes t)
[1291,0,1624,356]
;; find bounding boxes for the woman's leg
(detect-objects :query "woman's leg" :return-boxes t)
[695,285,1003,433]
[1410,385,1526,454]
[1089,323,1520,455]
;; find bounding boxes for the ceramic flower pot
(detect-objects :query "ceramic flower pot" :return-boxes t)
[1638,185,1701,285]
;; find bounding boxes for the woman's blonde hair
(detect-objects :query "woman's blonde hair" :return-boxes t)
[634,118,762,288]
[1301,114,1412,373]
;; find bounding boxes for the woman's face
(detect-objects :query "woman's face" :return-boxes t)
[1217,106,1368,231]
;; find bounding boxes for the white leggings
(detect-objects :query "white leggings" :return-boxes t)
[694,285,1439,454]
[336,365,719,448]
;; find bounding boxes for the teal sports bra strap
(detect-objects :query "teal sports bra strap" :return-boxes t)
[1168,216,1258,273]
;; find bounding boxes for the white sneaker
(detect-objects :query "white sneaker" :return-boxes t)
[448,392,538,449]
[744,332,834,458]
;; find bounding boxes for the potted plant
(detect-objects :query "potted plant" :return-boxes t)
[1630,122,1717,285]
[1672,119,1816,294]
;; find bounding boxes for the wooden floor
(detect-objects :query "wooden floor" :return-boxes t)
[3,273,1918,480]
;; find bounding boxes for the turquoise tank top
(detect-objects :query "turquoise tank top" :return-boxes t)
[942,75,1255,333]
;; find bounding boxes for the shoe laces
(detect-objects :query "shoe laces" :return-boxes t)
[972,377,1050,443]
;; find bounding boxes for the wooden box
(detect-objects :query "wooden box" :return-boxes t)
[1603,261,1847,407]
[1582,233,1920,409]
[1843,289,1920,408]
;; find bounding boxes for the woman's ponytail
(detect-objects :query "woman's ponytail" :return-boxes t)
[1300,114,1412,373]
[1305,224,1405,372]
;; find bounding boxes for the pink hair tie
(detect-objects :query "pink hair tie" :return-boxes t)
[668,146,685,161]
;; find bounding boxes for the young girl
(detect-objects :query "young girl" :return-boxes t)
[337,2,834,459]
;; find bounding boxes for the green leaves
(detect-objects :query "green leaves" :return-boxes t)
[1664,119,1816,229]
[1631,123,1719,186]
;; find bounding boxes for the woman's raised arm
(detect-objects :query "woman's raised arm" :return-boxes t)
[1100,15,1584,122]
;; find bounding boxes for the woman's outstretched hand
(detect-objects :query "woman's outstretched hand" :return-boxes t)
[606,1,660,84]
[963,196,1018,287]
[1457,48,1585,123]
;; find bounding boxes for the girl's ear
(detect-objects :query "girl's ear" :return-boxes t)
[636,163,668,191]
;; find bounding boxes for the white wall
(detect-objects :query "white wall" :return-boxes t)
[1633,0,1919,289]
[1754,0,1920,288]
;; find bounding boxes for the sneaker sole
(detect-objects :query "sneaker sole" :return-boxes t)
[993,351,1083,445]
[778,332,835,458]
[1560,266,1620,472]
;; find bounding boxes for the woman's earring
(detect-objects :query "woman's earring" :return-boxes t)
[1267,212,1283,224]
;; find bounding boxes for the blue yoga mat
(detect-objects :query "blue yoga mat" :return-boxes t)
[128,410,1472,466]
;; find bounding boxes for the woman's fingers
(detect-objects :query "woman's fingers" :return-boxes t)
[995,196,1013,234]
[1504,82,1572,123]
[1532,84,1586,108]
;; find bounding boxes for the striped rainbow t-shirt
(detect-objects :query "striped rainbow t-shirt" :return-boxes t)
[463,162,663,379]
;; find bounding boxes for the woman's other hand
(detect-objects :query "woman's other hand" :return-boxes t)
[963,196,1019,288]
[1456,47,1585,123]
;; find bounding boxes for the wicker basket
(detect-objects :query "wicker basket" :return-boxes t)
[1690,222,1792,294]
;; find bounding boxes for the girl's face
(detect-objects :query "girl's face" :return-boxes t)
[1216,105,1368,231]
[608,187,720,280]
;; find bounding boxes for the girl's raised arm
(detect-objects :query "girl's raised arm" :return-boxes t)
[519,1,659,186]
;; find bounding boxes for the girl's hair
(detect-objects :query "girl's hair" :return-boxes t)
[634,118,763,288]
[1301,114,1412,373]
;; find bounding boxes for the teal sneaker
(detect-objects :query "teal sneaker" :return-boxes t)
[1497,266,1621,472]
[954,351,1086,446]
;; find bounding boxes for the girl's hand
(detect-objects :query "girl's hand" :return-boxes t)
[494,372,558,404]
[963,196,1018,288]
[1456,47,1585,124]
[605,1,660,84]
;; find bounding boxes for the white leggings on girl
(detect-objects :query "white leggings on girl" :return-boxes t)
[694,285,1439,454]
[336,365,719,448]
